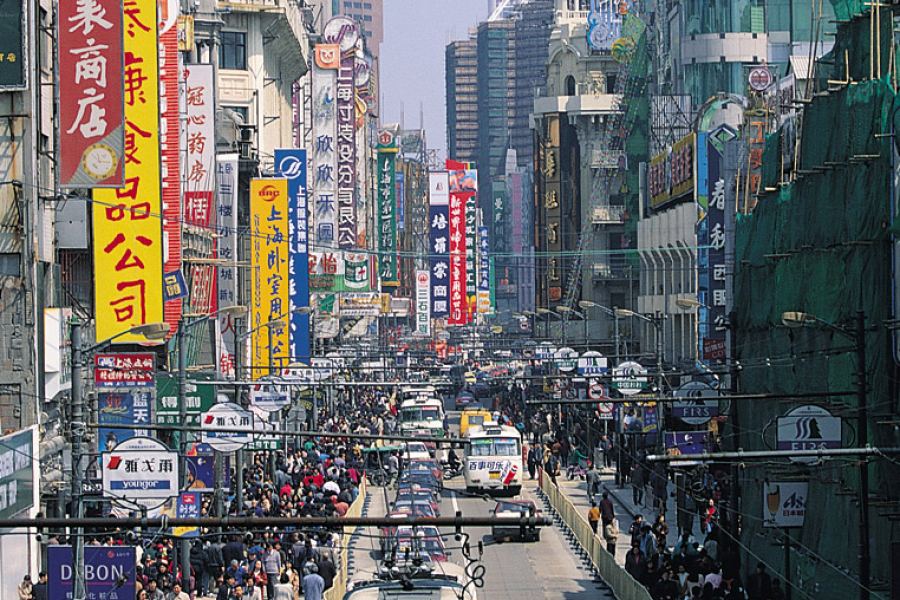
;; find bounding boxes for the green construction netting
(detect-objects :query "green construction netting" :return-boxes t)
[734,72,897,598]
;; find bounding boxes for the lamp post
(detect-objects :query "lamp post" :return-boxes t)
[175,305,246,591]
[70,319,168,600]
[556,305,586,349]
[579,301,622,359]
[781,310,869,600]
[537,308,562,344]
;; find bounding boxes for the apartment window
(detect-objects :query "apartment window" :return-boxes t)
[353,2,362,7]
[364,2,372,7]
[219,31,247,70]
[364,15,372,21]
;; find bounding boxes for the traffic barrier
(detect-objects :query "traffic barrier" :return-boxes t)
[539,471,652,600]
[324,476,367,600]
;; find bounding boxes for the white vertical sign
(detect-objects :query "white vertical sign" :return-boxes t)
[215,154,239,378]
[415,270,431,336]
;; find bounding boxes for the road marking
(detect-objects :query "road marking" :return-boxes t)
[451,490,459,515]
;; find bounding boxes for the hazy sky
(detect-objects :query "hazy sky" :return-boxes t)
[380,0,488,157]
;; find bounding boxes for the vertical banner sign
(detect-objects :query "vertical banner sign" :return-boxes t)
[0,0,25,89]
[396,171,406,231]
[183,64,217,319]
[477,226,491,313]
[275,149,311,364]
[312,44,339,248]
[448,161,477,323]
[93,0,164,344]
[415,270,431,335]
[98,390,151,451]
[215,154,239,378]
[543,116,562,304]
[429,172,450,319]
[336,47,357,248]
[58,0,125,187]
[447,192,467,325]
[160,20,182,334]
[250,179,289,378]
[705,137,727,359]
[376,130,399,286]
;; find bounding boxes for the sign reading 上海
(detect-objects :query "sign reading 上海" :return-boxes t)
[154,373,216,426]
[0,428,34,519]
[763,481,808,528]
[415,270,431,335]
[201,402,254,452]
[377,134,399,285]
[777,404,841,463]
[648,132,695,211]
[216,154,240,378]
[275,149,311,364]
[429,172,450,319]
[251,178,290,378]
[94,353,155,387]
[58,0,124,187]
[48,546,136,600]
[336,35,358,248]
[102,437,179,501]
[612,361,649,395]
[672,381,718,425]
[98,390,151,452]
[93,0,163,344]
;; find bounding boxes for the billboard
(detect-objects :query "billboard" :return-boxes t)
[648,132,695,211]
[309,251,374,292]
[477,226,490,313]
[0,428,33,519]
[763,481,808,528]
[160,24,182,335]
[250,178,290,378]
[49,546,136,600]
[275,149,311,364]
[97,390,151,451]
[697,131,729,359]
[102,437,179,501]
[155,372,216,426]
[415,270,431,335]
[377,132,399,285]
[312,44,339,248]
[339,292,381,316]
[185,443,230,491]
[429,172,450,319]
[396,171,405,231]
[93,0,163,343]
[215,154,239,377]
[58,0,124,187]
[448,190,467,325]
[94,353,155,387]
[336,45,357,248]
[587,0,625,52]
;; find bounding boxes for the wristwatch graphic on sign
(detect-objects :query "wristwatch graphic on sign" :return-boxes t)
[82,143,118,180]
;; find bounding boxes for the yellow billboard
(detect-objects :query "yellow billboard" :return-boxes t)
[93,0,164,343]
[250,179,290,379]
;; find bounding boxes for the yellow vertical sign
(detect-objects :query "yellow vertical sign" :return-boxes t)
[250,179,289,379]
[92,0,164,343]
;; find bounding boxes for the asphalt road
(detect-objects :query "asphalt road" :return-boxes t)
[343,402,616,600]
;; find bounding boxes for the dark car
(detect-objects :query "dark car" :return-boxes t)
[455,391,477,411]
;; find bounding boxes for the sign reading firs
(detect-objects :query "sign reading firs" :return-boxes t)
[777,404,841,463]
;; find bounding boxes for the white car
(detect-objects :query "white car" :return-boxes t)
[402,441,431,461]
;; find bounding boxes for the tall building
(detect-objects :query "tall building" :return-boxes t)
[445,35,479,164]
[337,0,385,62]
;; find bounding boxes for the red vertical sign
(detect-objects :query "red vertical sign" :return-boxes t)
[58,0,125,188]
[448,192,467,325]
[160,24,182,334]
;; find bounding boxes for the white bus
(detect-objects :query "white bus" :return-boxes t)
[398,396,446,439]
[463,423,522,496]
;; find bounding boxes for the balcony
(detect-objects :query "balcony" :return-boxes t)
[533,93,619,117]
[592,205,625,225]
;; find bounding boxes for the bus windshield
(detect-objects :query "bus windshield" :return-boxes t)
[401,407,442,422]
[468,437,520,457]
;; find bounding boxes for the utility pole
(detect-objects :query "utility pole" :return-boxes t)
[70,321,86,600]
[176,321,191,592]
[855,311,870,600]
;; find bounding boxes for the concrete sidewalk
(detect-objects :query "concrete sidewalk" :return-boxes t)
[548,467,680,566]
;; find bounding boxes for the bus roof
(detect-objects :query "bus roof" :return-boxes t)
[465,422,520,439]
[400,396,443,408]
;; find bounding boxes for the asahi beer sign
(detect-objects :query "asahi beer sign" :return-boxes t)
[777,404,841,463]
[763,481,808,528]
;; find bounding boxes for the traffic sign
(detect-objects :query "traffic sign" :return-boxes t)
[612,361,648,396]
[672,381,718,425]
[596,402,614,420]
[522,346,536,359]
[588,382,608,400]
[578,350,608,375]
[102,437,179,502]
[777,404,841,463]
[201,403,254,452]
[563,386,578,400]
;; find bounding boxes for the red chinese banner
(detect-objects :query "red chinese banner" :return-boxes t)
[160,23,181,335]
[59,0,125,188]
[448,192,467,325]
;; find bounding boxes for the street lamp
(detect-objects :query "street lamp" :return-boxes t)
[537,308,562,343]
[580,301,625,358]
[556,305,586,348]
[781,310,869,600]
[70,319,167,600]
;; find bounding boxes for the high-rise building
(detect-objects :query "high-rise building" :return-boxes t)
[445,35,478,164]
[336,0,384,61]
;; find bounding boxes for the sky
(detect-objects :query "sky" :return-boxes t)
[379,0,488,158]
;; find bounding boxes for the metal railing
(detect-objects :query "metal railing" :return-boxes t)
[539,471,652,600]
[324,476,368,600]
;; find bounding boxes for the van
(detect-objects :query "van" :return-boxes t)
[459,408,492,438]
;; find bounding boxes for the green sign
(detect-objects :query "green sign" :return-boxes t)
[0,428,33,519]
[155,373,217,426]
[0,0,24,88]
[377,150,398,285]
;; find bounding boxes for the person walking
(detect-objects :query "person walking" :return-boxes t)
[272,574,294,600]
[746,563,773,600]
[301,563,325,600]
[545,452,561,485]
[631,458,645,506]
[602,520,619,554]
[18,575,32,600]
[588,502,601,534]
[599,491,615,528]
[527,445,540,480]
[32,573,47,600]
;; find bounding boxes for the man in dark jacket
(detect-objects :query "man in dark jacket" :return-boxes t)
[222,535,245,567]
[216,573,235,600]
[206,540,225,595]
[651,569,679,600]
[318,550,337,590]
[190,542,208,595]
[746,563,773,600]
[624,542,647,583]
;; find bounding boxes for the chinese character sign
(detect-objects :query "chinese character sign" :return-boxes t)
[312,44,338,248]
[447,191,467,325]
[477,226,491,313]
[250,179,290,378]
[396,171,405,231]
[415,270,430,335]
[93,0,164,343]
[0,0,25,88]
[216,154,239,378]
[160,24,182,333]
[704,137,727,358]
[59,0,125,188]
[429,172,450,319]
[377,148,398,285]
[98,390,152,451]
[336,47,357,248]
[275,149,311,364]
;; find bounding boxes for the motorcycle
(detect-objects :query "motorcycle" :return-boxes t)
[440,458,463,480]
[567,457,588,481]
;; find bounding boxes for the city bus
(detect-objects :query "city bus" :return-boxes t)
[463,423,522,496]
[398,395,446,440]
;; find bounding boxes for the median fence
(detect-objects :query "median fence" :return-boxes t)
[539,471,652,600]
[324,476,367,600]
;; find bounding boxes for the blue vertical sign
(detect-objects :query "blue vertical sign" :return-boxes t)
[396,171,405,231]
[98,390,151,452]
[704,136,727,359]
[49,546,136,600]
[174,491,201,538]
[275,149,311,363]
